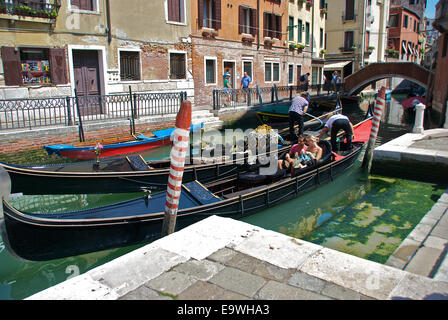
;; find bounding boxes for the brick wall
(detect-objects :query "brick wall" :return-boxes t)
[0,121,176,155]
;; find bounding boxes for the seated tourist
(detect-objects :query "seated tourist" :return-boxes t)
[278,134,308,171]
[294,135,323,170]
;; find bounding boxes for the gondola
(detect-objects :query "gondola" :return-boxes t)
[44,123,202,160]
[1,143,290,195]
[255,96,342,124]
[1,107,339,195]
[1,119,372,261]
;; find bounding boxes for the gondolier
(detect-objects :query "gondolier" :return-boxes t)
[318,114,354,151]
[289,93,309,141]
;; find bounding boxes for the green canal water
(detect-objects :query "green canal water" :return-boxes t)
[1,94,446,300]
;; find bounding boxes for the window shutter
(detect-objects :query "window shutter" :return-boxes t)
[263,12,268,37]
[250,9,257,37]
[213,0,222,30]
[71,0,80,8]
[1,47,22,86]
[270,14,276,38]
[49,48,68,85]
[238,6,244,34]
[276,15,282,40]
[168,0,181,22]
[198,0,204,28]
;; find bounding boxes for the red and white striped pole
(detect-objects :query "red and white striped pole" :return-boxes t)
[362,86,386,172]
[162,100,192,236]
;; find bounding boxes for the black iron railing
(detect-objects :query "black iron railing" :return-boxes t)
[212,83,344,110]
[0,91,187,131]
[0,0,60,19]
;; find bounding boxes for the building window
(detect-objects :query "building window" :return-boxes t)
[169,52,186,80]
[70,0,96,11]
[305,22,310,45]
[443,34,448,58]
[264,62,280,82]
[389,14,398,27]
[264,12,282,40]
[289,16,294,41]
[320,28,324,48]
[19,48,51,85]
[199,0,221,30]
[297,19,303,43]
[239,6,257,36]
[345,0,355,21]
[1,47,68,86]
[403,15,408,28]
[243,61,253,79]
[167,0,185,23]
[120,51,141,81]
[344,31,354,50]
[205,58,216,84]
[288,64,294,85]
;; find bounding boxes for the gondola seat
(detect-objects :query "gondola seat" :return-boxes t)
[237,168,287,188]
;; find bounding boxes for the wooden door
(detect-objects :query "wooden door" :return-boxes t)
[73,50,102,116]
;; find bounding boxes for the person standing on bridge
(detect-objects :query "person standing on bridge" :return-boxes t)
[318,114,354,152]
[289,93,309,141]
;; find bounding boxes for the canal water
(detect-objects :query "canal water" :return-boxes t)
[1,94,446,300]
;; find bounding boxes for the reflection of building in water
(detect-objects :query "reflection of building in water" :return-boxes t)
[9,194,88,214]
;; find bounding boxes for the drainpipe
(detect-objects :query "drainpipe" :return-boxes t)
[105,0,112,44]
[360,0,367,68]
[257,0,260,50]
[311,1,314,59]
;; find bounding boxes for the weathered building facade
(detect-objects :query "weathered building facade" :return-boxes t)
[431,0,448,126]
[0,0,194,106]
[190,0,326,107]
[324,0,389,80]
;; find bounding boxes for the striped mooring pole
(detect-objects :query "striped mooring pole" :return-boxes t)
[161,100,192,236]
[362,86,386,172]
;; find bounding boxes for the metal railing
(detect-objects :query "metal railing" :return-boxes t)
[0,0,60,19]
[212,83,344,110]
[0,91,187,131]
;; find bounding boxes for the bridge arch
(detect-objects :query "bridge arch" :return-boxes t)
[343,62,433,96]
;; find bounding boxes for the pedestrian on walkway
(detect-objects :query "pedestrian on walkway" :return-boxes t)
[241,72,252,102]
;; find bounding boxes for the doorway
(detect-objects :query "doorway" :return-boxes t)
[73,50,103,116]
[223,61,235,88]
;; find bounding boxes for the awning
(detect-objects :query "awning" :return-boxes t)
[324,61,351,70]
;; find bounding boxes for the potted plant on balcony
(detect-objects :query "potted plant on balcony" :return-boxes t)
[320,8,327,15]
[297,44,305,53]
[320,49,327,57]
[306,0,313,7]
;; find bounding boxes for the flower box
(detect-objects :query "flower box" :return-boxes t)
[201,27,218,38]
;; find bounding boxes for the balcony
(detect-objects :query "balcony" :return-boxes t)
[0,0,60,23]
[433,0,448,33]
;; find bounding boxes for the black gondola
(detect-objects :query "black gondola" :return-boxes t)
[1,119,372,261]
[0,106,340,195]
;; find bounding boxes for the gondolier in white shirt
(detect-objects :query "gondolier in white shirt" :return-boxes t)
[289,93,309,142]
[318,114,354,151]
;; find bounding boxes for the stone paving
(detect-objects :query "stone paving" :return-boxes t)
[386,189,448,282]
[28,216,448,301]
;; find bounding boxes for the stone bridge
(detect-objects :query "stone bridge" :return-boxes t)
[344,62,433,96]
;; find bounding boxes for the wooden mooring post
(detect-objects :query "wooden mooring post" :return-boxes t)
[0,166,11,220]
[362,86,386,172]
[161,100,192,236]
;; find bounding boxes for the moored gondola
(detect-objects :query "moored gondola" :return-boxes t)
[1,119,372,261]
